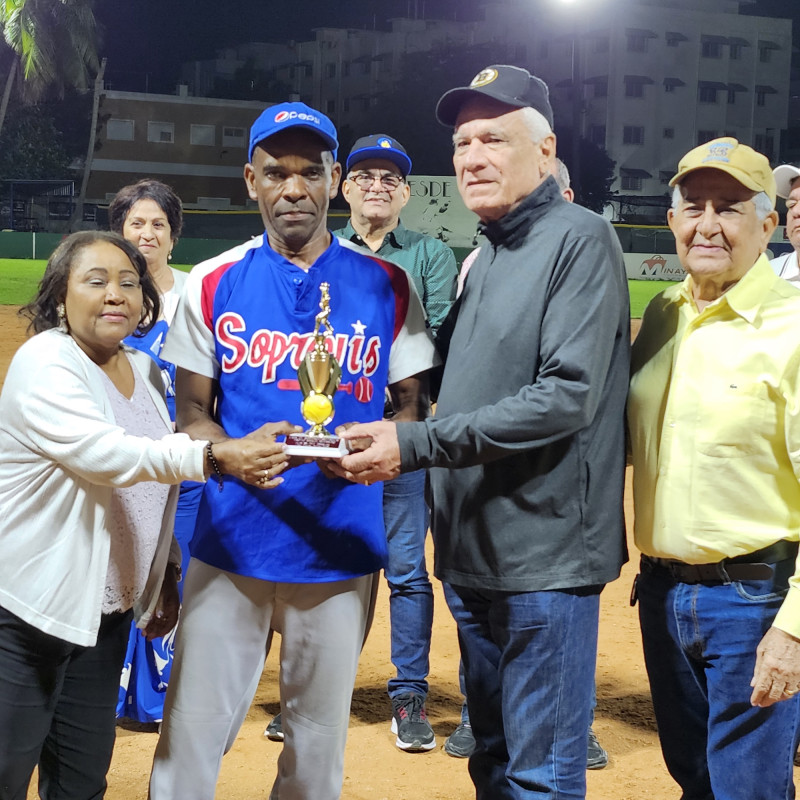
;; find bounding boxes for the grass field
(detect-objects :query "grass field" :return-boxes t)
[0,259,674,317]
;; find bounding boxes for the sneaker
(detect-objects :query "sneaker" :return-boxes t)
[390,693,436,752]
[444,721,475,758]
[264,712,284,742]
[586,727,608,770]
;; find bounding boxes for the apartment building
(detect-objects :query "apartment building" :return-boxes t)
[86,89,267,207]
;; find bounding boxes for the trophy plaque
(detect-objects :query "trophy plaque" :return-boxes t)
[284,283,349,458]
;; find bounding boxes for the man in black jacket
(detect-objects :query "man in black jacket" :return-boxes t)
[331,65,629,799]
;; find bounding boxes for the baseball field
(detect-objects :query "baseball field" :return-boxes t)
[0,270,687,799]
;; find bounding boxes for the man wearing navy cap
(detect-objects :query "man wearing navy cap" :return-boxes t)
[329,66,630,798]
[342,134,457,752]
[148,102,437,799]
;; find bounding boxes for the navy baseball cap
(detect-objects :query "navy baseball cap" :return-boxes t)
[248,102,339,162]
[436,65,554,129]
[346,134,412,177]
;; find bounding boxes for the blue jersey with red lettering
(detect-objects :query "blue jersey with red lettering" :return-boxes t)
[162,234,437,582]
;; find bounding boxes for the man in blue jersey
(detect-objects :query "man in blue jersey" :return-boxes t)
[149,102,438,800]
[265,134,458,753]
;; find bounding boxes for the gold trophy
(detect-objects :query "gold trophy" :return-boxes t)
[284,283,348,457]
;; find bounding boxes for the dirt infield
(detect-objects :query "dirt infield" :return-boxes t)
[0,307,695,798]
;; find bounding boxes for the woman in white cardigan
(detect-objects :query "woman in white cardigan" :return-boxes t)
[0,231,296,800]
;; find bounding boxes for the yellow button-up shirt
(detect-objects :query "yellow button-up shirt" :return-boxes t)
[628,255,800,637]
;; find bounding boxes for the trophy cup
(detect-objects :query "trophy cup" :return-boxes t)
[284,283,349,457]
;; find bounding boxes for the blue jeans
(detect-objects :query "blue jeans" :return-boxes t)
[638,560,800,800]
[383,469,433,699]
[444,582,601,800]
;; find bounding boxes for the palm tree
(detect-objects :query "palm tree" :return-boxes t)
[0,0,99,136]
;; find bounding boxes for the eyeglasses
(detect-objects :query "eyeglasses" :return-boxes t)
[347,171,404,191]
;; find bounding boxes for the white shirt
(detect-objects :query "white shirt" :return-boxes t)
[0,329,206,645]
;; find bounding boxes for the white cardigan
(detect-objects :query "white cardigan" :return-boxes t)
[0,328,207,646]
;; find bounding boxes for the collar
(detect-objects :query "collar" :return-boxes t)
[680,254,778,325]
[340,219,406,250]
[478,176,561,248]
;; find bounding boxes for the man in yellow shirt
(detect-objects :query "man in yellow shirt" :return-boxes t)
[628,137,800,800]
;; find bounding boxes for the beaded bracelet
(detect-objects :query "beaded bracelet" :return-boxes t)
[206,441,224,492]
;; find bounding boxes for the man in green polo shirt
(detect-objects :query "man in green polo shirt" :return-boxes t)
[342,134,458,751]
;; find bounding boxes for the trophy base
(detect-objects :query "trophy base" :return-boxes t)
[284,433,349,459]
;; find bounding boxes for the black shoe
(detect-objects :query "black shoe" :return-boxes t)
[390,693,436,752]
[443,721,475,758]
[794,744,800,767]
[587,727,608,769]
[264,712,284,742]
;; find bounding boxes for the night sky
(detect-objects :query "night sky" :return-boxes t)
[94,0,797,94]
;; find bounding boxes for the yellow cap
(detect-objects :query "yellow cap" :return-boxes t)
[669,137,776,206]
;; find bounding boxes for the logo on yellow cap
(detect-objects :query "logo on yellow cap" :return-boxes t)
[702,141,734,164]
[471,68,498,88]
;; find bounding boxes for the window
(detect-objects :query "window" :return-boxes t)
[147,121,174,144]
[659,171,673,184]
[627,34,646,53]
[729,44,741,60]
[593,36,609,54]
[754,135,774,159]
[699,86,718,103]
[342,62,350,77]
[589,125,606,146]
[625,82,644,98]
[727,89,736,105]
[222,126,245,147]
[190,124,215,146]
[757,90,767,106]
[107,118,134,141]
[621,175,642,191]
[663,128,674,139]
[759,47,772,63]
[697,130,717,145]
[326,99,336,114]
[702,41,722,58]
[623,126,644,145]
[594,80,608,98]
[343,98,350,113]
[665,83,675,94]
[325,63,336,78]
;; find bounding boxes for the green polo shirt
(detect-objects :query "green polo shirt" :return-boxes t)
[338,220,458,337]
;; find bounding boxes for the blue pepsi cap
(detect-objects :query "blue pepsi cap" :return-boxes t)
[248,102,339,162]
[436,65,554,129]
[346,134,412,177]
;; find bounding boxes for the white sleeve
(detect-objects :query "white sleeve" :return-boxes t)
[388,272,440,385]
[161,237,263,379]
[161,261,219,379]
[3,354,206,487]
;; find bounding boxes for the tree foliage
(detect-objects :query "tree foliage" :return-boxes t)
[0,104,71,179]
[0,0,99,99]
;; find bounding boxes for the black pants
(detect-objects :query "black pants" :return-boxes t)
[0,605,132,800]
